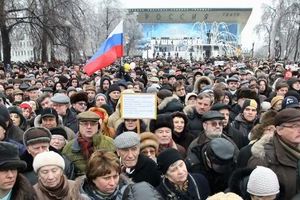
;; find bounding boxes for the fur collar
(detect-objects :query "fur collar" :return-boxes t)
[158,95,179,110]
[250,134,273,159]
[193,76,213,94]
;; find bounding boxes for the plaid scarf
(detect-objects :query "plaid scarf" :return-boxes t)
[77,135,93,159]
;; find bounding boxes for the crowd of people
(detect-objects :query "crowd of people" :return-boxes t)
[0,57,299,200]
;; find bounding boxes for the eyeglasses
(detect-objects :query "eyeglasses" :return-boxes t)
[79,121,98,127]
[206,121,223,127]
[281,124,300,129]
[141,149,156,155]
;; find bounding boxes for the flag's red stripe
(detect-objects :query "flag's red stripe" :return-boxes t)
[83,45,123,75]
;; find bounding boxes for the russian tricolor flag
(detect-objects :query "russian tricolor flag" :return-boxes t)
[83,21,123,76]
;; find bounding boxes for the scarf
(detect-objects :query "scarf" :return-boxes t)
[83,179,119,200]
[38,175,69,200]
[174,179,189,192]
[77,135,94,159]
[279,137,300,159]
[158,140,177,154]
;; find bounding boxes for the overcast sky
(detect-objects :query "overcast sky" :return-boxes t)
[93,0,272,50]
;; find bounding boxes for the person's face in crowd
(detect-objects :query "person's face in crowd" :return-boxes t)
[250,194,277,200]
[95,96,106,107]
[222,95,230,105]
[38,165,63,188]
[292,81,300,91]
[14,94,23,102]
[36,82,43,89]
[117,145,140,168]
[79,120,98,139]
[93,169,119,195]
[0,169,18,194]
[195,97,211,115]
[175,86,186,97]
[141,146,156,161]
[10,113,21,127]
[277,121,300,146]
[73,101,87,113]
[240,74,247,81]
[155,127,172,145]
[71,79,78,87]
[228,81,238,91]
[48,80,54,87]
[13,83,20,90]
[41,97,53,109]
[48,71,55,76]
[102,80,110,91]
[187,77,193,85]
[168,77,176,85]
[187,96,197,106]
[55,83,63,91]
[5,88,13,96]
[41,116,57,129]
[109,91,120,101]
[259,81,266,93]
[276,87,288,96]
[28,90,39,101]
[133,85,141,93]
[203,120,223,139]
[52,103,68,116]
[50,135,66,151]
[0,125,5,141]
[124,119,137,131]
[219,109,230,127]
[166,160,188,185]
[273,100,283,111]
[173,117,185,133]
[27,142,49,157]
[21,108,31,119]
[243,106,257,122]
[86,90,96,101]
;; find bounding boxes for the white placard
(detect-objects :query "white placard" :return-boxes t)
[121,93,157,119]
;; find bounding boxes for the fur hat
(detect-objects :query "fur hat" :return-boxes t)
[157,148,183,174]
[149,114,173,133]
[140,132,159,152]
[157,89,172,100]
[250,110,277,140]
[237,88,257,100]
[33,151,65,173]
[70,92,88,104]
[0,141,27,170]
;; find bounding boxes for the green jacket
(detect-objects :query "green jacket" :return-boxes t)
[62,133,115,178]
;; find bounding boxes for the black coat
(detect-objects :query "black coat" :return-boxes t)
[11,174,37,200]
[158,95,184,115]
[172,130,195,151]
[6,121,24,144]
[186,108,203,137]
[157,173,210,200]
[63,108,79,133]
[237,143,253,168]
[125,154,161,187]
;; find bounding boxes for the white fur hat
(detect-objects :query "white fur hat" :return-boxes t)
[33,151,65,173]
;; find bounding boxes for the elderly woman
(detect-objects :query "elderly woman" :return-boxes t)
[157,148,210,200]
[140,132,159,162]
[33,151,74,199]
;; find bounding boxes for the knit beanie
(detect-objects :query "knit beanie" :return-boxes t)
[271,96,284,108]
[247,166,279,196]
[33,151,65,173]
[140,132,159,152]
[95,93,107,102]
[23,127,52,146]
[242,99,258,112]
[157,148,183,174]
[0,104,10,122]
[49,127,68,140]
[107,84,121,95]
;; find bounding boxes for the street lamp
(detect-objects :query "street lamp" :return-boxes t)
[275,36,281,61]
[65,20,72,66]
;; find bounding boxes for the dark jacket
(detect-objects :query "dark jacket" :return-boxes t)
[186,108,203,137]
[6,120,24,144]
[248,134,297,200]
[124,154,161,187]
[157,173,210,200]
[172,130,195,151]
[10,173,37,200]
[64,108,79,133]
[122,181,164,200]
[228,114,256,149]
[115,120,147,136]
[158,95,184,114]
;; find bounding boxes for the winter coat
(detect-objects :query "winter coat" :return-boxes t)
[228,114,256,149]
[20,146,76,184]
[229,103,241,122]
[248,134,297,200]
[192,76,213,94]
[186,108,203,137]
[70,174,131,200]
[122,181,164,200]
[10,173,37,200]
[172,130,195,151]
[34,177,75,200]
[124,154,161,187]
[157,173,210,200]
[6,120,24,144]
[63,108,79,134]
[158,95,184,114]
[62,133,115,178]
[34,114,76,141]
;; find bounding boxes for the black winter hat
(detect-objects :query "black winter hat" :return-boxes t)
[157,89,173,100]
[0,141,27,170]
[0,104,10,122]
[107,84,121,95]
[157,148,183,174]
[8,106,26,126]
[70,92,88,104]
[23,127,52,146]
[0,117,7,131]
[50,127,68,140]
[150,114,173,133]
[211,103,231,111]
